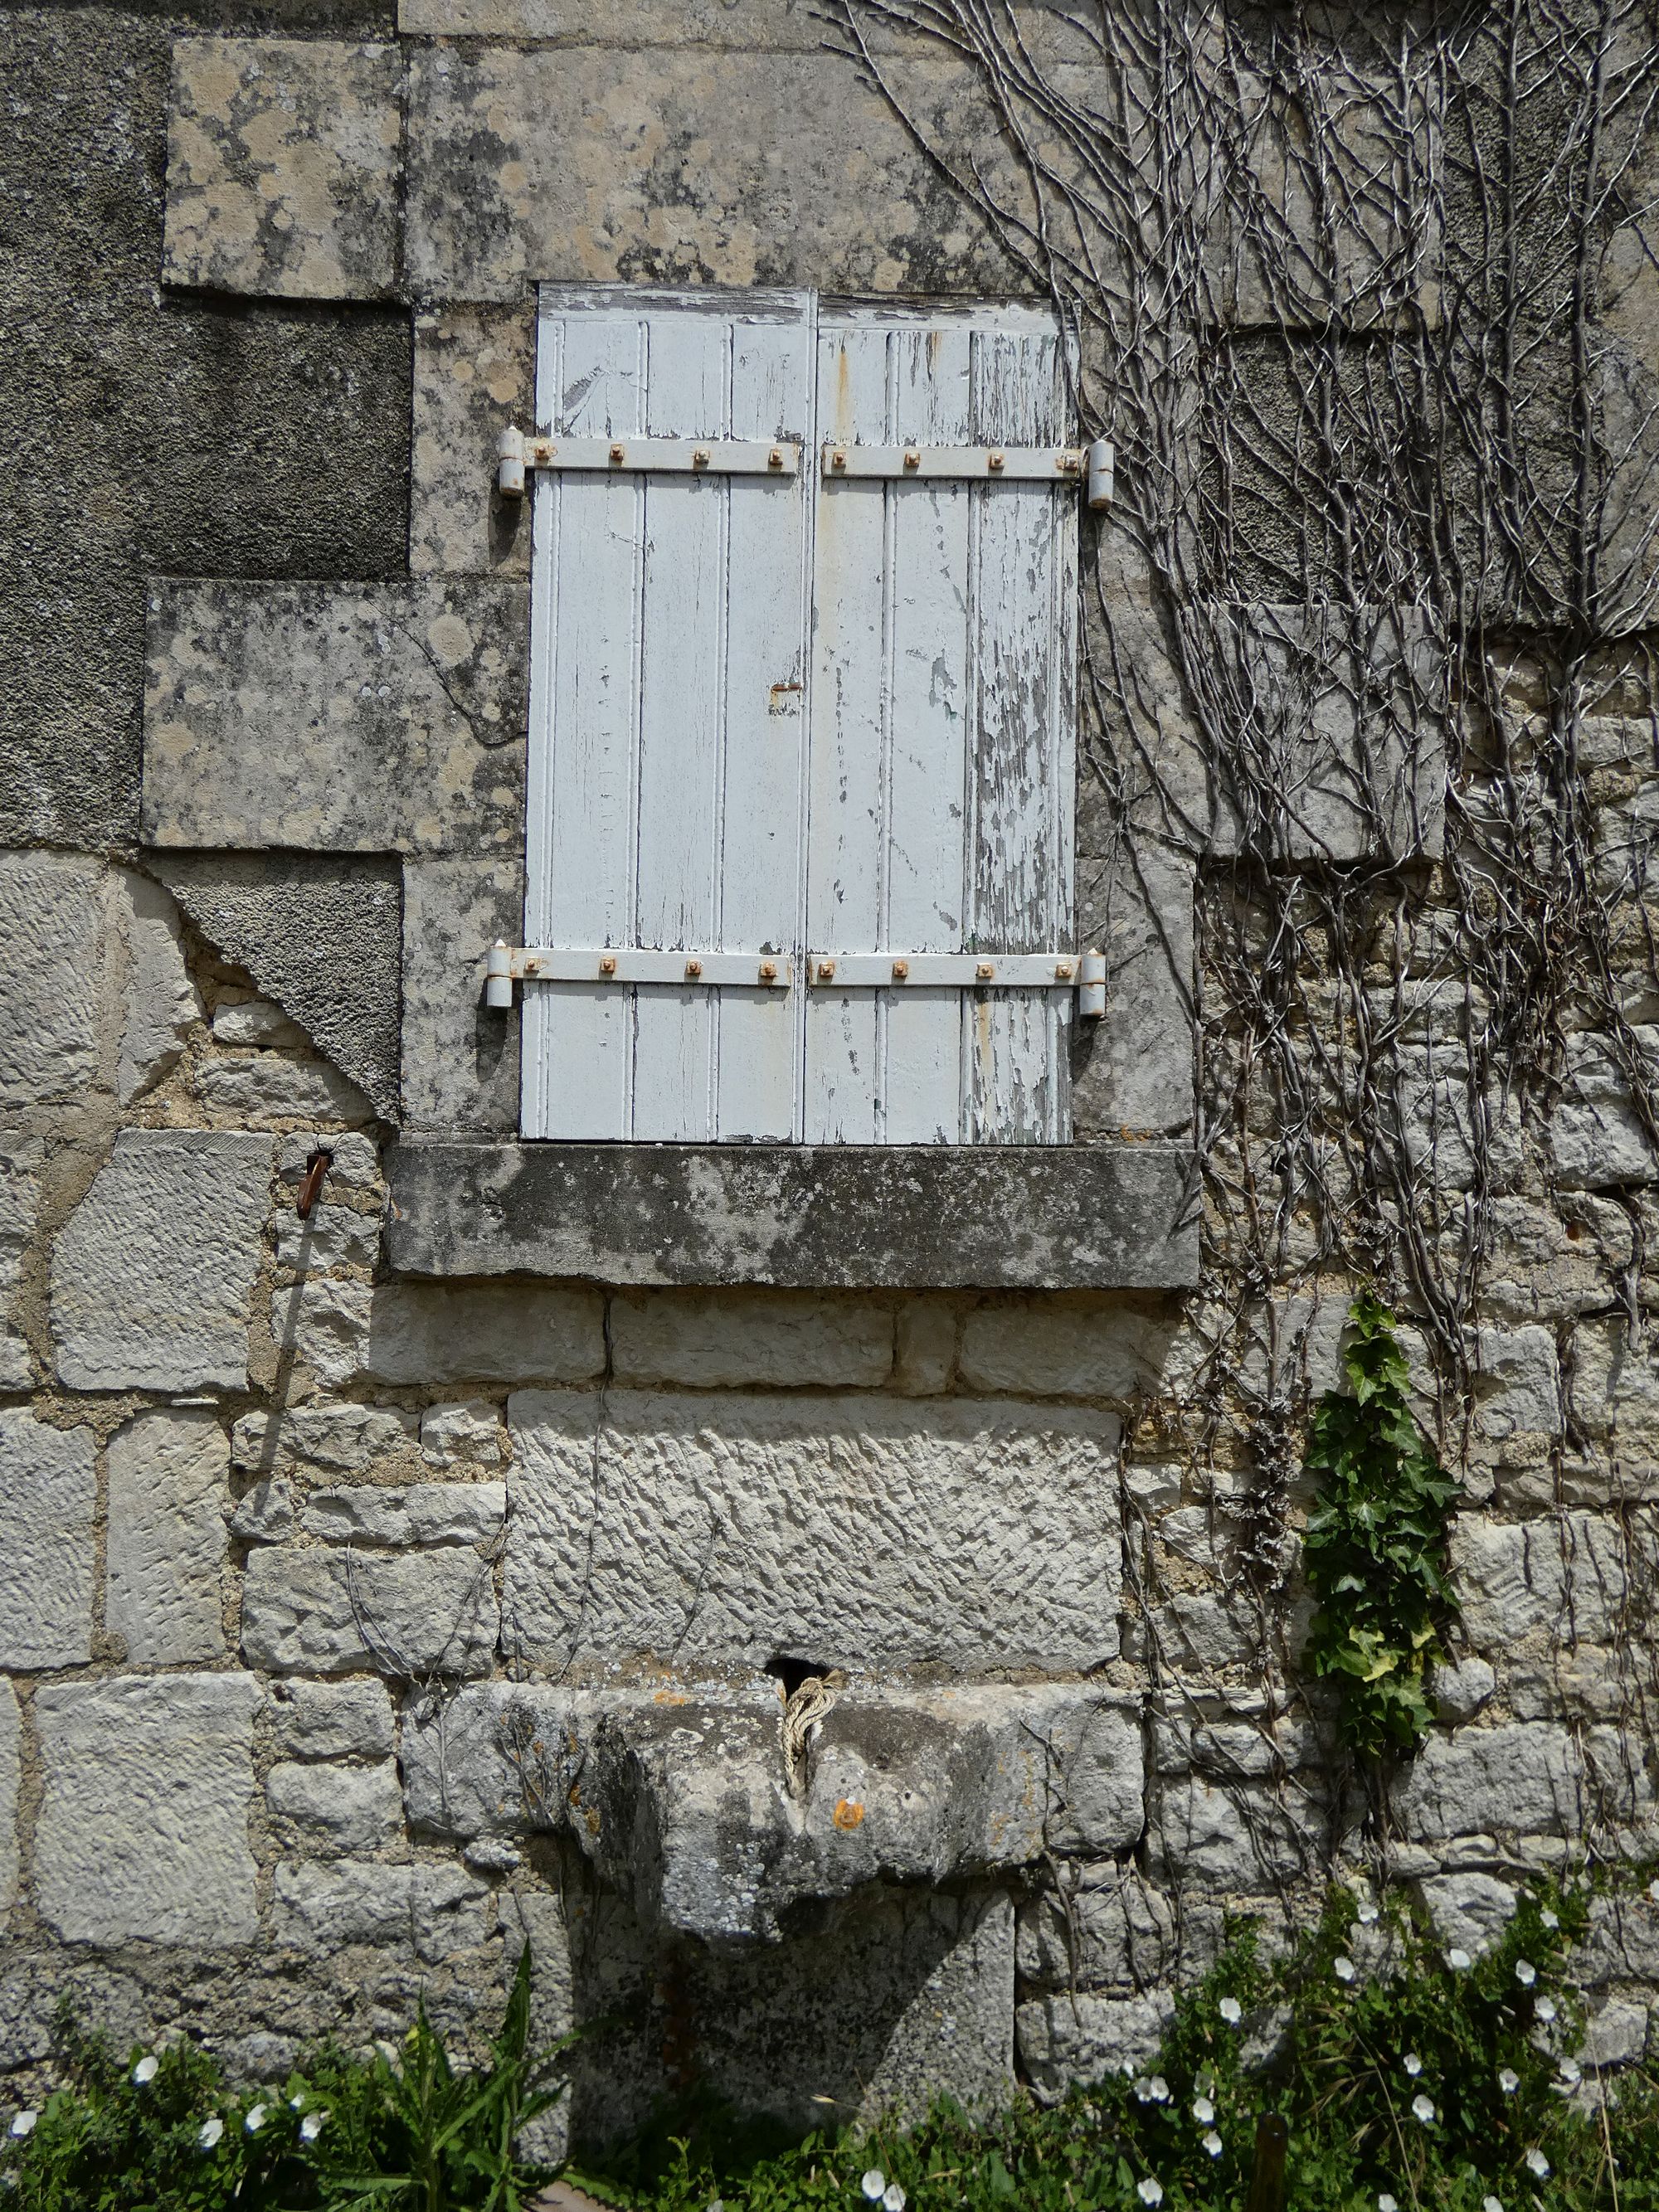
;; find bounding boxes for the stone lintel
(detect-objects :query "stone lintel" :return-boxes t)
[385,1137,1199,1290]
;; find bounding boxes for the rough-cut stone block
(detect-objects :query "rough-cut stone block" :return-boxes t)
[275,1203,383,1273]
[1073,843,1195,1138]
[397,0,831,40]
[144,580,528,858]
[1581,1997,1651,2067]
[1417,1872,1518,1956]
[0,1139,43,1389]
[411,307,534,577]
[241,1546,499,1676]
[270,1677,396,1761]
[1018,1872,1223,1993]
[277,1276,605,1388]
[115,869,202,1104]
[214,998,306,1049]
[106,1410,227,1665]
[421,1401,505,1468]
[1016,1992,1176,2100]
[1550,1030,1659,1187]
[958,1298,1180,1398]
[33,1674,260,1945]
[1147,1777,1329,1892]
[1390,1724,1588,1840]
[279,1133,382,1193]
[0,1411,96,1670]
[893,1300,959,1394]
[267,1757,403,1855]
[1472,1325,1561,1441]
[53,1130,271,1391]
[399,857,523,1135]
[609,1291,893,1389]
[234,1403,416,1476]
[0,1680,19,1915]
[506,1390,1121,1672]
[271,1860,490,1961]
[304,1482,506,1546]
[1450,1513,1643,1648]
[197,1055,370,1124]
[227,1477,296,1543]
[164,40,403,300]
[0,852,105,1106]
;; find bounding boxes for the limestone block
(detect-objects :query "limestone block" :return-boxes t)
[1573,1320,1659,1495]
[609,1291,893,1389]
[278,1276,605,1388]
[52,1130,271,1392]
[1151,1710,1329,1780]
[1574,1894,1659,1986]
[0,1139,43,1389]
[397,0,831,39]
[114,870,201,1104]
[303,1482,506,1546]
[1148,1593,1265,1673]
[267,1757,403,1855]
[279,1134,382,1192]
[0,1680,19,1915]
[1016,1992,1176,2100]
[163,40,403,300]
[957,1299,1179,1398]
[270,1677,396,1761]
[33,1674,260,1945]
[274,1203,383,1274]
[241,1545,499,1675]
[893,1300,958,1394]
[0,1411,96,1669]
[1450,1513,1642,1648]
[499,1890,574,2166]
[271,1860,490,1961]
[1417,1872,1518,1956]
[0,852,105,1106]
[1581,1997,1651,2067]
[214,999,306,1049]
[1550,1030,1659,1187]
[411,307,534,577]
[1018,1873,1224,1993]
[1472,1325,1560,1441]
[399,856,524,1134]
[143,581,528,858]
[506,1389,1121,1673]
[234,1403,416,1476]
[226,1477,296,1544]
[421,1401,505,1468]
[1390,1725,1588,1840]
[1428,1657,1496,1725]
[404,46,1010,303]
[197,1055,369,1123]
[106,1410,228,1666]
[1147,1777,1328,1892]
[1072,843,1195,1138]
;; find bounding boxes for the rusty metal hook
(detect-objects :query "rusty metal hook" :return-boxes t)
[295,1147,333,1221]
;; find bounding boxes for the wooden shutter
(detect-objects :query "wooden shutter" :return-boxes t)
[521,288,814,1140]
[805,305,1078,1144]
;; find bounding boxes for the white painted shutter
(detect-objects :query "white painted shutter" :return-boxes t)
[805,305,1078,1143]
[521,287,814,1140]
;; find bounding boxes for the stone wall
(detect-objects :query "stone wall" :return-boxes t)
[0,0,1657,2154]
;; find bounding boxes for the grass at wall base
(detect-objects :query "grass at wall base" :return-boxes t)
[5,1880,1657,2211]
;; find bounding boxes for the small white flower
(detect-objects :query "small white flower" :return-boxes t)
[1357,1899,1380,1925]
[1202,2132,1223,2159]
[861,2171,886,2203]
[708,2200,724,2212]
[1219,1996,1243,2025]
[1147,2077,1170,2105]
[1515,1959,1536,1988]
[1535,1996,1557,2024]
[1483,2198,1504,2212]
[1557,2059,1582,2085]
[1334,1956,1357,1984]
[1540,1909,1559,1930]
[1121,2059,1138,2078]
[299,2111,326,2143]
[132,2055,158,2086]
[1498,2068,1520,2093]
[1525,2148,1550,2179]
[246,2104,268,2134]
[1447,1947,1472,1970]
[7,2113,36,2141]
[197,2117,224,2151]
[1403,2054,1422,2077]
[1137,2180,1164,2207]
[1649,1879,1659,1904]
[1379,2195,1399,2212]
[883,2188,905,2212]
[1411,2094,1436,2125]
[1192,2094,1215,2123]
[1133,2077,1155,2103]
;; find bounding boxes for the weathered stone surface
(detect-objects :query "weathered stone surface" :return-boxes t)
[499,1890,573,2164]
[164,40,403,301]
[1581,1997,1651,2066]
[1417,1872,1518,1956]
[0,1411,96,1670]
[280,1133,382,1193]
[958,1298,1180,1398]
[153,853,402,1120]
[1073,843,1194,1138]
[421,1401,505,1468]
[1147,1777,1331,1892]
[53,1130,271,1391]
[241,1546,499,1676]
[115,868,201,1103]
[404,47,1007,303]
[1450,1513,1644,1648]
[1018,1871,1224,1992]
[1390,1725,1588,1840]
[1574,1894,1659,1986]
[397,0,832,39]
[1016,1991,1176,2099]
[271,1860,490,1961]
[893,1300,959,1394]
[234,1403,416,1476]
[303,1482,507,1546]
[144,581,528,858]
[609,1291,893,1389]
[275,1202,383,1273]
[267,1757,403,1855]
[1471,1325,1561,1441]
[400,856,523,1135]
[506,1389,1121,1673]
[411,307,533,577]
[197,1054,370,1124]
[270,1677,396,1762]
[0,1680,19,1916]
[213,997,305,1049]
[226,1476,296,1544]
[106,1410,227,1665]
[0,1138,42,1388]
[386,1138,1201,1290]
[1574,1320,1659,1496]
[0,852,105,1106]
[277,1276,606,1388]
[1550,1030,1659,1187]
[1429,1657,1496,1724]
[33,1674,260,1945]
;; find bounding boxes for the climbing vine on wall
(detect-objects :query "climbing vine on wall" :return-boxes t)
[1302,1296,1461,1756]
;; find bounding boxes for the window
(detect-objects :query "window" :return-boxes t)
[513,285,1082,1145]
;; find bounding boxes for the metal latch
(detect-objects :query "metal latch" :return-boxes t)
[497,430,800,496]
[488,942,1106,1014]
[820,438,1113,509]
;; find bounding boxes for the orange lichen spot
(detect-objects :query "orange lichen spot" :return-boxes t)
[833,1798,866,1832]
